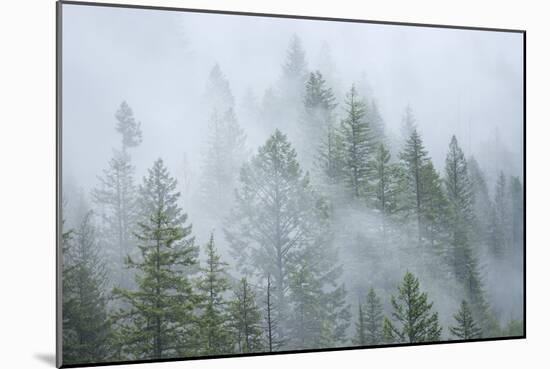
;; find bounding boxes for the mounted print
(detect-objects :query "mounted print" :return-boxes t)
[57,1,525,367]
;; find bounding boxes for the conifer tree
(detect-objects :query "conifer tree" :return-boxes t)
[226,130,326,341]
[363,288,384,345]
[491,171,510,257]
[112,159,200,360]
[230,278,264,353]
[92,101,142,288]
[200,108,247,221]
[367,100,386,146]
[400,105,417,146]
[468,157,493,248]
[62,211,111,364]
[300,71,337,170]
[383,272,442,343]
[353,303,367,346]
[196,233,233,355]
[398,129,430,242]
[449,300,482,340]
[509,176,524,254]
[317,123,345,189]
[372,143,398,219]
[339,85,374,199]
[204,63,235,114]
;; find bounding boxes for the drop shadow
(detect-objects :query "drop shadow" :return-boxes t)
[34,353,56,367]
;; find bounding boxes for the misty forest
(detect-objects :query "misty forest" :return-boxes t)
[61,5,524,365]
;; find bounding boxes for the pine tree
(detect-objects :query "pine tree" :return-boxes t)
[317,122,345,189]
[204,63,235,114]
[383,272,442,343]
[92,101,142,289]
[200,108,247,221]
[372,143,399,219]
[509,176,524,255]
[226,130,324,341]
[288,250,350,349]
[400,105,417,146]
[353,303,367,346]
[111,159,200,360]
[491,172,509,258]
[398,129,430,243]
[62,211,111,365]
[449,300,482,340]
[339,85,374,199]
[468,157,493,249]
[230,278,264,353]
[196,233,233,355]
[363,288,384,345]
[367,100,386,146]
[300,71,337,170]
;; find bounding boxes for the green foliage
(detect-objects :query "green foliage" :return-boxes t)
[196,233,234,355]
[230,278,264,353]
[383,272,442,343]
[353,288,383,346]
[339,85,375,198]
[111,159,201,360]
[62,211,111,365]
[450,300,482,340]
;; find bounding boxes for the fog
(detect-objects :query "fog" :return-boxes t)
[61,4,524,361]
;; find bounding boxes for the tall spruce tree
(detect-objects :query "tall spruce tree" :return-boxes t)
[491,172,510,258]
[468,157,493,249]
[196,233,233,355]
[62,211,111,365]
[444,135,476,280]
[300,71,337,170]
[398,129,430,243]
[383,272,442,343]
[230,278,264,353]
[449,300,482,340]
[372,143,399,220]
[339,85,374,199]
[352,288,383,346]
[226,130,348,345]
[363,288,384,345]
[204,63,235,114]
[112,159,200,360]
[200,108,247,221]
[92,101,142,289]
[509,176,524,255]
[400,105,417,147]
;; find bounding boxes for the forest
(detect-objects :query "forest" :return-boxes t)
[61,8,524,366]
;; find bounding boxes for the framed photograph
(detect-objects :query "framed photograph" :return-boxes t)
[57,1,525,367]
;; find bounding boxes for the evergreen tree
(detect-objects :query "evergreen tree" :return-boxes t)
[363,288,384,345]
[444,135,475,281]
[400,105,417,146]
[383,272,442,343]
[353,303,367,346]
[62,211,111,364]
[449,300,482,340]
[468,157,493,249]
[491,172,510,258]
[226,130,325,341]
[230,278,264,353]
[288,248,350,349]
[353,288,383,346]
[339,85,374,199]
[509,176,524,254]
[112,159,200,360]
[367,100,386,146]
[300,71,337,170]
[196,233,233,355]
[398,129,430,243]
[200,108,248,221]
[204,63,235,114]
[317,122,345,189]
[372,143,399,219]
[92,101,142,289]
